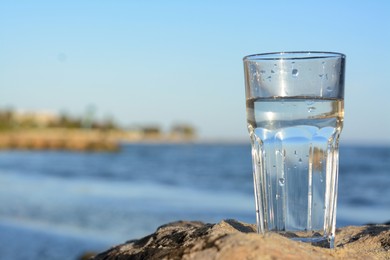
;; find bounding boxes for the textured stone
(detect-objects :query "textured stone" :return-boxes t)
[93,220,390,260]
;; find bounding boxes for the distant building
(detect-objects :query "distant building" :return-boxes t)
[12,110,59,127]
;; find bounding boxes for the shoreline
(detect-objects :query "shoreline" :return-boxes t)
[0,128,196,152]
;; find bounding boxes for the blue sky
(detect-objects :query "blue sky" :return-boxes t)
[1,1,390,143]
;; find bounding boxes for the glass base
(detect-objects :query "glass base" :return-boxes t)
[277,232,335,248]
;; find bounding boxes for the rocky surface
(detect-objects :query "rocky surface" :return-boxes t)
[92,220,390,260]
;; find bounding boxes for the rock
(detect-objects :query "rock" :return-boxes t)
[92,220,390,260]
[78,251,97,260]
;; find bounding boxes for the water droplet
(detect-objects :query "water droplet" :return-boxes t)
[276,194,280,200]
[326,86,332,92]
[267,76,272,81]
[308,107,316,112]
[298,158,302,163]
[273,165,276,168]
[294,150,297,155]
[292,69,299,77]
[306,100,314,106]
[278,178,285,186]
[322,61,326,65]
[271,70,275,73]
[260,70,266,74]
[319,74,323,78]
[294,164,297,169]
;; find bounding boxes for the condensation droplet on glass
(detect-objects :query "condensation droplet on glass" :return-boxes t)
[322,61,326,65]
[276,194,280,200]
[294,164,297,169]
[254,72,261,82]
[326,86,332,92]
[251,75,256,82]
[306,100,314,106]
[292,69,299,77]
[271,70,275,73]
[260,70,266,74]
[278,178,285,186]
[298,158,302,163]
[294,150,297,155]
[267,76,272,81]
[308,107,316,112]
[319,74,323,78]
[273,165,276,168]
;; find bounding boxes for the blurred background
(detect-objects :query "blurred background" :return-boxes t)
[0,1,389,259]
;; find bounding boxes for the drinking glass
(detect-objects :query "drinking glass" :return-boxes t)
[243,52,345,248]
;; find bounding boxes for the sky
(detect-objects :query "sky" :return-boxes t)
[1,1,390,144]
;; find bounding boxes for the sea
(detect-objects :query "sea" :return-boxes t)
[0,143,389,260]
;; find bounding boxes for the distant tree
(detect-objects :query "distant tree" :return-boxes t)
[141,126,161,136]
[100,115,118,131]
[82,105,96,129]
[57,112,82,128]
[171,124,196,138]
[0,109,14,131]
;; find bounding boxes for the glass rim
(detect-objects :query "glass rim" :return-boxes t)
[243,51,346,61]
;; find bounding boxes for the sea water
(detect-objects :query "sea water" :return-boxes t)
[0,142,389,259]
[246,97,344,245]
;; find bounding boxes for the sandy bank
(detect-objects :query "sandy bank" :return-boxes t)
[92,220,390,259]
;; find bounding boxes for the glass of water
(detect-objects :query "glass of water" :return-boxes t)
[243,52,345,248]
